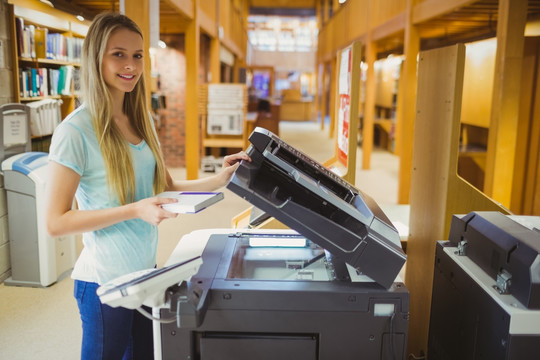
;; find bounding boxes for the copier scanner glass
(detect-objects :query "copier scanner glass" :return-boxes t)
[227,234,331,281]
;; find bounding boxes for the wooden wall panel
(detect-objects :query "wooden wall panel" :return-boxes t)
[347,0,369,41]
[369,0,407,30]
[460,38,496,128]
[405,43,509,357]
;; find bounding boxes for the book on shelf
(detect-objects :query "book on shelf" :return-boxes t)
[156,191,224,214]
[49,68,59,96]
[72,67,81,96]
[60,65,73,95]
[22,26,29,58]
[19,66,69,98]
[15,17,24,57]
[28,24,35,58]
[34,27,47,59]
[14,17,83,63]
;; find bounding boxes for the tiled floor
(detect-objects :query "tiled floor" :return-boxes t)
[0,120,401,359]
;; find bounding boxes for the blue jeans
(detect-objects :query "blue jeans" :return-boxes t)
[74,280,154,360]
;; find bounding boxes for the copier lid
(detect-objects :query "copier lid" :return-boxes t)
[227,127,406,289]
[1,151,47,175]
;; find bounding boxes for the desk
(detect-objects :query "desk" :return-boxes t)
[279,99,313,121]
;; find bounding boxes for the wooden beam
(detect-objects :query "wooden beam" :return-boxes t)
[220,36,243,60]
[165,0,194,20]
[199,6,217,38]
[372,12,406,42]
[362,38,376,170]
[397,0,420,205]
[328,55,337,139]
[210,37,220,83]
[185,0,200,179]
[320,61,328,130]
[412,0,477,24]
[124,0,151,106]
[314,61,320,125]
[484,0,527,207]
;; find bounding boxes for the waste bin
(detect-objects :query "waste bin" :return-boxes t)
[2,152,76,287]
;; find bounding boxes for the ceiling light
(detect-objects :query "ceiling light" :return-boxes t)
[76,15,85,22]
[39,0,54,7]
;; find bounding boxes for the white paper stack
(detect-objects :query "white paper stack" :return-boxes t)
[26,98,62,136]
[207,84,245,135]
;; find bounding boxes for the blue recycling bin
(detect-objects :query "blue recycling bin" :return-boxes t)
[2,151,76,287]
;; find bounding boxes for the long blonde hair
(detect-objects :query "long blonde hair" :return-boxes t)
[81,12,166,204]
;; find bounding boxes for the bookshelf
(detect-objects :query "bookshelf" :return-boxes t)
[8,1,88,151]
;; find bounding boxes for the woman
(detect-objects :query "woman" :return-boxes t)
[45,12,249,359]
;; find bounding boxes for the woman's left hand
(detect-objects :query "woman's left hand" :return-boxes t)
[217,151,251,186]
[222,151,251,168]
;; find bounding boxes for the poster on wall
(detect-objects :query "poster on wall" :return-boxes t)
[337,47,352,167]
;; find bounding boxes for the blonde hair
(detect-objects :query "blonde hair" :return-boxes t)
[81,12,167,204]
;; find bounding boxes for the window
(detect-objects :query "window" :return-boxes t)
[247,15,318,53]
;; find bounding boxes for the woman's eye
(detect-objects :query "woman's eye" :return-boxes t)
[134,54,143,60]
[113,52,124,57]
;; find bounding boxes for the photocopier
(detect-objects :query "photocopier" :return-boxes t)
[98,127,410,360]
[428,211,540,360]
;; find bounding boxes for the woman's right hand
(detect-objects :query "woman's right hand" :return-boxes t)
[134,196,179,226]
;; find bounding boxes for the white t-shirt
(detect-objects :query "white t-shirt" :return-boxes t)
[49,104,158,284]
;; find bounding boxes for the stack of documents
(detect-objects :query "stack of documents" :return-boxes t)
[26,99,62,136]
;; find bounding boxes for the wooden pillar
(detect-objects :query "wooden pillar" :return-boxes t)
[321,61,328,130]
[316,0,322,38]
[124,0,151,106]
[322,0,329,25]
[315,0,323,127]
[484,0,527,207]
[397,0,420,204]
[185,0,200,179]
[210,37,220,83]
[328,56,337,138]
[362,38,376,170]
[314,61,320,124]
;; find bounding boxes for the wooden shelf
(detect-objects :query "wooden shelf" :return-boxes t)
[18,57,80,67]
[9,1,88,152]
[202,137,244,148]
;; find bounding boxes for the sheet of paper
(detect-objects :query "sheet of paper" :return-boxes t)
[3,112,28,147]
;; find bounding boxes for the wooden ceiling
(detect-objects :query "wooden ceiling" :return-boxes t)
[249,0,317,8]
[51,0,318,20]
[417,0,540,50]
[48,0,540,51]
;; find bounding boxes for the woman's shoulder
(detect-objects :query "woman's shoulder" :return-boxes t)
[54,104,95,141]
[63,104,91,125]
[58,104,95,134]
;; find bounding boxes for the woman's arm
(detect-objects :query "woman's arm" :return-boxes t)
[165,151,251,192]
[45,162,179,237]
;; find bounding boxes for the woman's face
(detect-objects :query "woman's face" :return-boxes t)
[101,28,144,97]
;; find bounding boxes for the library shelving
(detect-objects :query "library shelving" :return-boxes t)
[8,1,88,151]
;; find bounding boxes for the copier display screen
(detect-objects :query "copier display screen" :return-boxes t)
[226,235,332,281]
